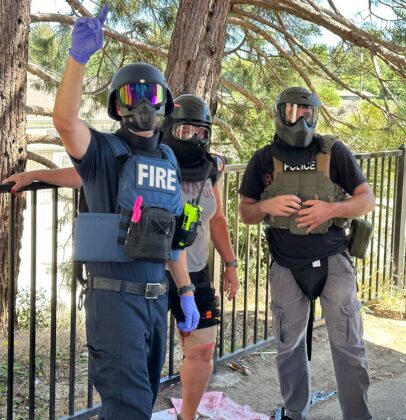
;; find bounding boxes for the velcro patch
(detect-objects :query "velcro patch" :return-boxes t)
[283,160,316,172]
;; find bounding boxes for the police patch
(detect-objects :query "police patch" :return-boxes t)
[283,160,316,172]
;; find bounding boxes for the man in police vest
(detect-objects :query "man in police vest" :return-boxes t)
[238,87,375,420]
[53,5,199,419]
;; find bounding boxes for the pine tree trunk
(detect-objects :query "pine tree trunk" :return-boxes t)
[0,0,30,331]
[165,0,229,112]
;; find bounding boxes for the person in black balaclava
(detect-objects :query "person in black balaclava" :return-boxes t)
[162,94,239,420]
[238,87,375,420]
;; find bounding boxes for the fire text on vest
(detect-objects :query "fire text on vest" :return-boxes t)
[137,163,177,191]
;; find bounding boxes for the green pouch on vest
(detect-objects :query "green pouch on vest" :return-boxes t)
[348,218,373,259]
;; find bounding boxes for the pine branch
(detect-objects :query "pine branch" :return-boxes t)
[220,78,273,118]
[371,53,399,106]
[230,16,356,130]
[326,0,340,15]
[234,8,400,121]
[247,40,286,86]
[224,35,247,57]
[26,106,53,117]
[27,151,59,169]
[30,14,168,58]
[212,116,243,151]
[66,0,92,17]
[27,62,59,84]
[270,12,397,117]
[27,134,63,147]
[28,61,109,96]
[230,0,406,76]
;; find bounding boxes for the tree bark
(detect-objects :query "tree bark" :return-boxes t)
[165,0,230,113]
[0,0,30,330]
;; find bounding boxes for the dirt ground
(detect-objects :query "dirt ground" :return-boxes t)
[154,310,406,418]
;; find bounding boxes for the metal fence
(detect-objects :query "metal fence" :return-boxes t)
[1,146,405,419]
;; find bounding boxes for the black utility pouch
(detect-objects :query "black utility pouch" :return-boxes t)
[348,218,373,259]
[124,207,176,263]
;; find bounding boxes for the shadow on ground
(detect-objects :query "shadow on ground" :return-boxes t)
[154,312,406,419]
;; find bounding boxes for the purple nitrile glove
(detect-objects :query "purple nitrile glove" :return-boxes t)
[177,295,200,333]
[69,4,109,65]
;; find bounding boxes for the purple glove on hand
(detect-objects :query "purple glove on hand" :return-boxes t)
[178,295,200,333]
[69,4,109,64]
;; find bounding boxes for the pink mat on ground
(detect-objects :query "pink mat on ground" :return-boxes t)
[170,391,269,419]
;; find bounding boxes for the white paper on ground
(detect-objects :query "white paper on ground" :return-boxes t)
[170,391,269,420]
[151,408,177,420]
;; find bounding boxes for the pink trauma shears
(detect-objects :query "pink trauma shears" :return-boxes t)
[132,196,143,223]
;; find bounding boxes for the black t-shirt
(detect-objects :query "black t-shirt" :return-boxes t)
[238,139,368,269]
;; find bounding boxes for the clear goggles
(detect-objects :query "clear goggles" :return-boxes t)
[117,82,165,107]
[280,103,319,126]
[172,124,211,142]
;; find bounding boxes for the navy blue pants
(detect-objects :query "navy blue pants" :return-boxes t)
[84,287,168,419]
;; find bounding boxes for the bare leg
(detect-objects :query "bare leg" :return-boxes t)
[179,326,217,420]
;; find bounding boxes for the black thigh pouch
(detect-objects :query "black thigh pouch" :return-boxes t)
[124,207,176,263]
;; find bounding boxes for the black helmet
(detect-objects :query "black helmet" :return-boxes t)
[273,87,321,148]
[107,63,174,125]
[161,94,212,165]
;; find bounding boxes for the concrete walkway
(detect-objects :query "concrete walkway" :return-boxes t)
[309,371,406,420]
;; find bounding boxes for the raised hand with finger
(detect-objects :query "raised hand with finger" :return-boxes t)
[69,4,109,65]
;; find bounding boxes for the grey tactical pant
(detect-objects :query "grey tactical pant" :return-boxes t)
[269,252,372,420]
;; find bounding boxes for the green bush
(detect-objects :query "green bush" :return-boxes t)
[16,287,51,330]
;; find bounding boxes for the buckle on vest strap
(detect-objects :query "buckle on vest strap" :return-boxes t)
[145,282,161,299]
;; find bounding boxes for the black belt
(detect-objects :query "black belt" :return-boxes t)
[90,277,168,299]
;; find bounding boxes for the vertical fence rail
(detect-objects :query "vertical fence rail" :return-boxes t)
[49,190,58,420]
[242,225,250,348]
[7,194,16,420]
[376,157,384,297]
[253,224,261,344]
[382,157,392,285]
[366,158,374,300]
[29,191,37,420]
[68,191,78,416]
[393,145,406,286]
[1,146,406,419]
[390,154,400,279]
[218,171,229,359]
[358,158,367,300]
[372,157,379,298]
[230,172,240,354]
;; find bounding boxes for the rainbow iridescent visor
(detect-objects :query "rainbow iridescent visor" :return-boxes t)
[117,82,165,107]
